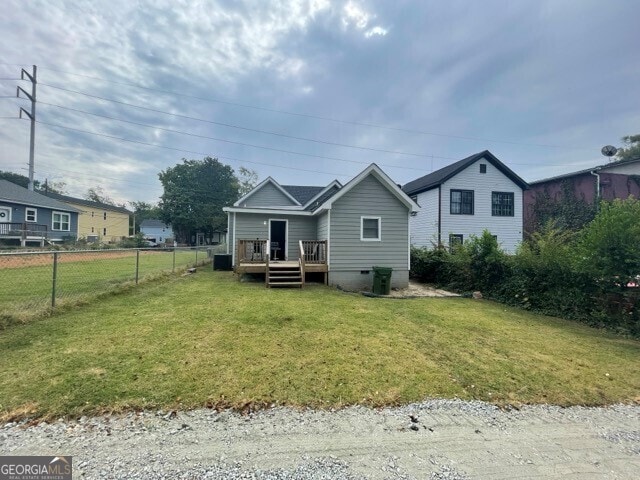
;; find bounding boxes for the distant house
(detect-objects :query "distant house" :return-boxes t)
[524,158,640,234]
[224,163,419,289]
[42,192,132,243]
[0,179,79,246]
[403,150,528,254]
[139,219,174,244]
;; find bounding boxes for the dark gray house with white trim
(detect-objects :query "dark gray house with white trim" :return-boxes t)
[0,180,79,246]
[223,164,419,289]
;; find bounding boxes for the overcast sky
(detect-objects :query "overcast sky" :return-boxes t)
[1,0,638,205]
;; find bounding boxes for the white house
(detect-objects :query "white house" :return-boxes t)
[139,219,174,244]
[403,150,528,254]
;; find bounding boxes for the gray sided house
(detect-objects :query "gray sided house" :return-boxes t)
[224,164,419,289]
[403,150,528,254]
[0,179,79,246]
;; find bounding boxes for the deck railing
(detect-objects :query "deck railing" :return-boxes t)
[237,239,268,264]
[0,222,48,238]
[300,240,327,264]
[298,241,305,287]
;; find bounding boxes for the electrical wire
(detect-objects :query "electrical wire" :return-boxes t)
[38,99,449,160]
[38,66,592,150]
[35,119,354,178]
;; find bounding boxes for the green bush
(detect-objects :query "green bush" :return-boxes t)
[409,203,640,335]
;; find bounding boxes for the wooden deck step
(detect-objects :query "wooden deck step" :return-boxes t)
[267,263,303,288]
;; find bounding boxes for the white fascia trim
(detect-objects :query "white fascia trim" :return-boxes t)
[223,207,313,216]
[0,198,78,213]
[318,164,421,212]
[233,177,301,207]
[302,180,343,208]
[327,210,331,269]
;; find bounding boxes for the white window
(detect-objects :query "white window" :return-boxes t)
[52,211,70,231]
[25,208,37,222]
[361,216,381,241]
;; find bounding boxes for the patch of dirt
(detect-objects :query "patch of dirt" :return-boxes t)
[363,281,459,298]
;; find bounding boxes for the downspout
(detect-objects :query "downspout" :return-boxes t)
[590,168,601,207]
[437,186,442,246]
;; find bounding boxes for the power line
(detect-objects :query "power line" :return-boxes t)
[38,101,441,171]
[37,88,454,160]
[38,66,591,150]
[35,119,353,178]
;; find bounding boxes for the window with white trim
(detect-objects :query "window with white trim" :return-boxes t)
[25,208,37,222]
[361,216,381,241]
[52,211,70,231]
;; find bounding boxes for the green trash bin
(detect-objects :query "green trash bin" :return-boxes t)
[372,266,393,295]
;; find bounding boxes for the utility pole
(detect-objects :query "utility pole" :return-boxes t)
[17,65,37,191]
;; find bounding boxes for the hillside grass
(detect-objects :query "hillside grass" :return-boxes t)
[0,270,638,420]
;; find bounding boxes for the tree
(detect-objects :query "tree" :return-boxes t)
[576,197,640,290]
[158,157,239,243]
[0,170,36,189]
[237,166,258,196]
[615,134,640,163]
[85,186,117,206]
[0,170,66,193]
[129,201,161,234]
[40,179,67,195]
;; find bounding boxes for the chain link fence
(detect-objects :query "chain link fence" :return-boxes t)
[0,245,227,326]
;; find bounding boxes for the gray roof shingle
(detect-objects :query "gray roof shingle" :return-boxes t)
[281,185,326,205]
[140,219,169,228]
[0,180,80,212]
[42,191,132,214]
[402,150,528,195]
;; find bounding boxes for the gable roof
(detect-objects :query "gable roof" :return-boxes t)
[529,157,640,185]
[233,177,301,207]
[0,180,79,212]
[42,191,132,214]
[281,185,325,205]
[402,150,528,195]
[140,219,170,229]
[318,164,419,212]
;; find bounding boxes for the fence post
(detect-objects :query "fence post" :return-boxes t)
[135,249,140,284]
[173,247,176,272]
[51,252,58,307]
[195,245,198,266]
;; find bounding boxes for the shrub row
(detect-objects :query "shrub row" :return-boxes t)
[411,197,640,335]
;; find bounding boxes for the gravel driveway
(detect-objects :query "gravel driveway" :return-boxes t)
[2,400,639,479]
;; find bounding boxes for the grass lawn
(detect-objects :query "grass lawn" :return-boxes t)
[0,270,638,420]
[0,249,205,324]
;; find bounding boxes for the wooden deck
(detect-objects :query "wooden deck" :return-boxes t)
[235,239,328,286]
[237,261,328,274]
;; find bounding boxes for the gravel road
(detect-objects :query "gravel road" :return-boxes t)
[2,400,639,479]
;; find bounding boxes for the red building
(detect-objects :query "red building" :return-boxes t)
[524,158,640,234]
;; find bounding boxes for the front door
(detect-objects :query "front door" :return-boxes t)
[269,220,287,260]
[0,207,11,235]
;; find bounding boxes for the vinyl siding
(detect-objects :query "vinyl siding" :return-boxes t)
[0,202,79,240]
[440,158,523,253]
[242,183,297,207]
[409,187,439,247]
[234,213,316,260]
[329,175,409,288]
[316,211,328,240]
[140,225,174,242]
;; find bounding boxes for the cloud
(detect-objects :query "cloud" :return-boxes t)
[0,0,638,206]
